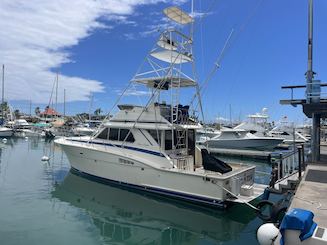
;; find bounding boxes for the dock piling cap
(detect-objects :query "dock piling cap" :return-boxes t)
[279,208,317,245]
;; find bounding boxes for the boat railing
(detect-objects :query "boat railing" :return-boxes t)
[269,144,306,187]
[280,82,327,105]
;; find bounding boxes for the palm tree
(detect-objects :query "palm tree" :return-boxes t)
[0,101,9,113]
[14,109,20,119]
[94,108,102,116]
[35,107,40,116]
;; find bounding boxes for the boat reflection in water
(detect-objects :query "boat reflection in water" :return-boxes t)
[52,170,259,244]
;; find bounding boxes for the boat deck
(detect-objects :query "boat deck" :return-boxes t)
[170,162,255,178]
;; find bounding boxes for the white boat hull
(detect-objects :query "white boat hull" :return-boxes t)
[72,127,96,136]
[0,127,13,137]
[206,138,284,151]
[56,138,259,207]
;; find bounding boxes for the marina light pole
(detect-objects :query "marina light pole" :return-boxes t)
[306,0,313,93]
[306,0,320,162]
[280,0,325,163]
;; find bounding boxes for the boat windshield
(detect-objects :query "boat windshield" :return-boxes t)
[96,128,135,142]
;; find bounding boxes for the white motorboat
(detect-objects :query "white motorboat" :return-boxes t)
[72,124,96,136]
[11,119,40,137]
[196,127,220,142]
[268,119,309,144]
[55,6,265,207]
[205,128,284,151]
[234,108,270,137]
[0,126,13,137]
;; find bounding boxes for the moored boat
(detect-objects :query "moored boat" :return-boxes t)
[55,5,266,208]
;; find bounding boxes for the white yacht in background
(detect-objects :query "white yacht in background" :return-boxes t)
[0,126,13,137]
[196,126,220,142]
[234,108,270,136]
[268,118,309,144]
[204,128,284,151]
[55,6,265,207]
[12,119,40,137]
[72,123,96,136]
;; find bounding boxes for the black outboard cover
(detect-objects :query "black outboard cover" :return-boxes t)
[201,149,232,174]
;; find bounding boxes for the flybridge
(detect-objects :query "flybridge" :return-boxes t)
[132,77,196,90]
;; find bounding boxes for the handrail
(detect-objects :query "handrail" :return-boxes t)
[281,83,327,89]
[269,144,306,188]
[280,82,327,101]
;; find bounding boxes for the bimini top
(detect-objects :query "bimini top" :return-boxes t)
[163,6,193,25]
[132,76,196,90]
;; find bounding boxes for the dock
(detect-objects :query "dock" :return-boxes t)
[273,146,327,244]
[286,145,327,227]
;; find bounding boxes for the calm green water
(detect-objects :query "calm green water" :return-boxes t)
[0,138,271,245]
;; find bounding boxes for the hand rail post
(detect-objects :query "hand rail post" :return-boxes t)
[298,146,302,180]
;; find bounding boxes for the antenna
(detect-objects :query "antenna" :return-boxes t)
[1,64,4,122]
[2,64,4,105]
[63,89,66,117]
[306,0,315,103]
[56,72,59,113]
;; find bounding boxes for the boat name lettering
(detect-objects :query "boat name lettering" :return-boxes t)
[119,158,134,165]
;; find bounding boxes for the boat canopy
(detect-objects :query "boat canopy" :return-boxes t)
[150,50,192,64]
[163,6,193,25]
[132,76,196,89]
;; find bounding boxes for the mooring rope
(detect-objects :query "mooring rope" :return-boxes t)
[212,180,259,211]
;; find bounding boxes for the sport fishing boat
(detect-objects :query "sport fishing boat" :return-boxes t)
[234,108,270,136]
[268,118,309,144]
[204,128,284,151]
[55,6,266,207]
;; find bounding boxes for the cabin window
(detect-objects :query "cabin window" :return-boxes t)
[109,128,119,141]
[147,129,161,145]
[97,128,108,139]
[119,129,135,142]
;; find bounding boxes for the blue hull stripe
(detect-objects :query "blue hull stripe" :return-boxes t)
[68,139,165,157]
[71,167,227,208]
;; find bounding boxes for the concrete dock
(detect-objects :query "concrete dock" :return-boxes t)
[287,145,327,227]
[274,146,327,244]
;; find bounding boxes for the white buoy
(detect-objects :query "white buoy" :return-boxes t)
[2,138,7,143]
[24,136,28,141]
[41,156,50,161]
[257,223,280,245]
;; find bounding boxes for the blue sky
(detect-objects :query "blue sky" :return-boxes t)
[2,0,327,124]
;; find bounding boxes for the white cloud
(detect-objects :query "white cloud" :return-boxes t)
[0,0,187,104]
[216,116,229,122]
[114,88,151,97]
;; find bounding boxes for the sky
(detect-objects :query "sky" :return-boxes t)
[1,0,327,124]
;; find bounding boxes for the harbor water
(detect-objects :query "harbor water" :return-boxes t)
[0,138,274,245]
